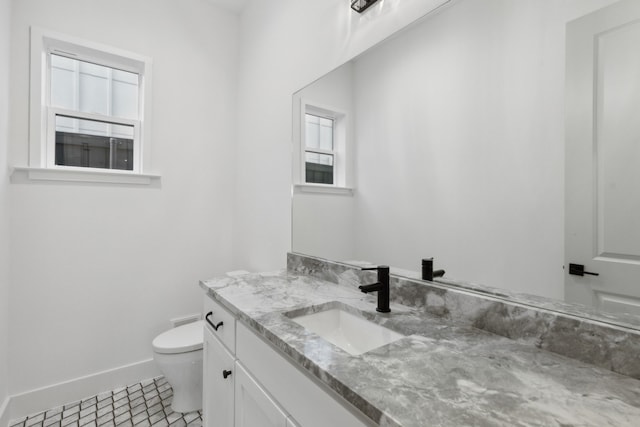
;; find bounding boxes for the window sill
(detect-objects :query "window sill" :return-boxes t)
[11,166,161,185]
[293,183,353,195]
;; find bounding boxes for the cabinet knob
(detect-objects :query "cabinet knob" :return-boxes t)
[223,369,232,379]
[205,311,224,331]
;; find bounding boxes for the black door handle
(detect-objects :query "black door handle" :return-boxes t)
[569,263,599,277]
[205,311,224,331]
[223,369,232,379]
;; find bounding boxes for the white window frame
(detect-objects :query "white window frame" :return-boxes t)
[26,27,157,183]
[297,101,351,194]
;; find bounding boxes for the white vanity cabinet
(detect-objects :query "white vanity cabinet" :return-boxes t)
[203,295,372,427]
[234,363,288,427]
[203,296,291,427]
[203,296,237,427]
[203,325,235,427]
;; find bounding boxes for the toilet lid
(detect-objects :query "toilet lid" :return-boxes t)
[152,320,204,354]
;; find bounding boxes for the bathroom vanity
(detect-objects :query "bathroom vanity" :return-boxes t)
[200,253,640,427]
[201,279,371,427]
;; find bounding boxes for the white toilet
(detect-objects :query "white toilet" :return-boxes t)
[152,320,204,413]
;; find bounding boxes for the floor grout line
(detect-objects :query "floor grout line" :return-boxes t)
[9,377,202,427]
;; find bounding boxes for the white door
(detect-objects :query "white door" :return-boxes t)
[203,327,236,427]
[566,0,640,315]
[234,362,287,427]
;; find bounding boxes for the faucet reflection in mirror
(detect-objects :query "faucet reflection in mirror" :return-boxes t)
[422,258,445,282]
[351,0,380,14]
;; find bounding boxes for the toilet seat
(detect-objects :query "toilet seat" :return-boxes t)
[152,320,204,354]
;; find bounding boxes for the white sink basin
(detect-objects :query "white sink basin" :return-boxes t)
[289,305,404,356]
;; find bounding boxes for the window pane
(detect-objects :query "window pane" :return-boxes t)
[305,113,333,152]
[319,118,334,151]
[305,152,334,184]
[305,114,320,149]
[112,79,139,119]
[51,54,75,70]
[50,58,76,110]
[113,69,139,84]
[306,114,319,125]
[54,115,134,170]
[50,54,139,120]
[79,71,109,115]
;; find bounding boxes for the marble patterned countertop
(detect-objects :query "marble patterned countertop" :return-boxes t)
[200,270,640,427]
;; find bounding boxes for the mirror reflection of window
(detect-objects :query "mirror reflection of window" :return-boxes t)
[304,113,335,184]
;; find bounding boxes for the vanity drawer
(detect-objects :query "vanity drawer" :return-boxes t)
[204,295,236,354]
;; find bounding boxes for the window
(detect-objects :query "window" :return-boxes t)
[50,55,139,171]
[304,113,335,184]
[29,27,153,179]
[301,104,348,188]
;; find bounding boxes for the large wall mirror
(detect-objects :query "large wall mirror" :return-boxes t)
[291,0,640,323]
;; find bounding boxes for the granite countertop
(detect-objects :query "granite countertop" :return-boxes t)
[200,270,640,427]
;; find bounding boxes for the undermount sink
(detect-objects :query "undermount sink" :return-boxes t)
[287,303,404,356]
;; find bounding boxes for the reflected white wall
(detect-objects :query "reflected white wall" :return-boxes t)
[0,0,11,416]
[350,0,618,299]
[292,63,356,261]
[286,0,619,300]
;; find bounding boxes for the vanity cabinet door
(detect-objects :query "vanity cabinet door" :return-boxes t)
[204,326,235,427]
[234,362,287,427]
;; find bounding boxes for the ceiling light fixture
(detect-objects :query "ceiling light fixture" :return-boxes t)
[351,0,380,13]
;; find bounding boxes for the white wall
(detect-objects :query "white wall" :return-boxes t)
[0,0,11,417]
[234,0,454,272]
[8,0,238,398]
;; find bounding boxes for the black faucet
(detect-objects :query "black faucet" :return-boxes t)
[358,265,390,313]
[422,258,445,281]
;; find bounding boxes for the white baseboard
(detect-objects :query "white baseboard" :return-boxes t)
[6,358,160,423]
[0,396,10,427]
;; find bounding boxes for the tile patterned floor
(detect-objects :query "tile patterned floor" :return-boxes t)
[8,377,202,427]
